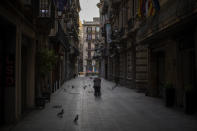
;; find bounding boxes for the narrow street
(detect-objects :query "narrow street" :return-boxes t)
[11,77,197,131]
[1,1,197,131]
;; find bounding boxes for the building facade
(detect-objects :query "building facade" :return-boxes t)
[0,0,80,126]
[78,20,84,74]
[98,0,139,89]
[98,0,197,113]
[82,18,100,76]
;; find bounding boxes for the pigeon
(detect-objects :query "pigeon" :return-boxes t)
[83,85,87,90]
[112,84,117,90]
[73,114,79,123]
[57,109,64,117]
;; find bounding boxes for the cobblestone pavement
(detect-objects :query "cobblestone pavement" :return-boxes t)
[11,77,197,131]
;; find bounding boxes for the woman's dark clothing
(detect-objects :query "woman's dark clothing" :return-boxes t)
[93,78,101,96]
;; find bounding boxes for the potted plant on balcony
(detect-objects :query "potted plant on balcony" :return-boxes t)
[163,82,175,107]
[184,84,196,114]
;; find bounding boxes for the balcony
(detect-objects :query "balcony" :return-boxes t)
[111,0,121,7]
[49,22,70,49]
[111,28,118,39]
[112,0,121,3]
[101,0,109,15]
[86,38,92,42]
[86,48,95,51]
[5,0,35,23]
[86,57,93,61]
[136,0,197,44]
[69,26,79,40]
[36,0,55,33]
[92,52,102,60]
[111,28,124,41]
[86,30,92,33]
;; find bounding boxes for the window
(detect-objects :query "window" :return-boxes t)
[96,27,100,32]
[95,34,99,40]
[92,34,95,40]
[39,0,51,17]
[88,52,91,61]
[87,60,92,71]
[88,43,91,49]
[87,27,92,33]
[87,34,92,40]
[92,27,96,33]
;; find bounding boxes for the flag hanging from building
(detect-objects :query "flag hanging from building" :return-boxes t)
[147,0,156,17]
[138,0,160,18]
[137,0,142,18]
[138,0,146,18]
[152,0,160,11]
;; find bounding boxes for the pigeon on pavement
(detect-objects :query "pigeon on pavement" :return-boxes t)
[73,114,79,123]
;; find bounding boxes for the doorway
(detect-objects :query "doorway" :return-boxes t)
[179,32,195,107]
[0,33,5,126]
[150,50,165,97]
[21,45,28,114]
[156,52,165,97]
[0,16,16,125]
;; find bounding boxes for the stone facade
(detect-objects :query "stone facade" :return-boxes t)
[82,18,100,76]
[98,0,197,112]
[0,0,80,125]
[98,0,139,88]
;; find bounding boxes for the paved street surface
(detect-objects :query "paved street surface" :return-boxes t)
[11,77,197,131]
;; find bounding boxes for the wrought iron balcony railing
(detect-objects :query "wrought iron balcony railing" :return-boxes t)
[137,0,197,43]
